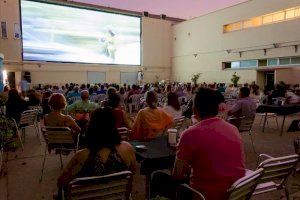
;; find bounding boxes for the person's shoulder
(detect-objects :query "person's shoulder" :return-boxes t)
[117,141,134,152]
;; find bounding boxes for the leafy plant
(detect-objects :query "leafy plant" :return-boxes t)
[191,73,201,85]
[231,72,240,86]
[0,115,20,151]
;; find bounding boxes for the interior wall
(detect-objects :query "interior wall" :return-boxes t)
[0,0,172,85]
[171,0,300,85]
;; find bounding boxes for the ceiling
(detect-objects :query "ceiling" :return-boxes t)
[72,0,249,20]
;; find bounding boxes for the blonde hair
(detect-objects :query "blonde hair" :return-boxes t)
[48,93,67,111]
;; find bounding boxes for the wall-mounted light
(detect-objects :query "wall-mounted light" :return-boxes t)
[193,54,198,58]
[294,45,298,53]
[239,52,242,58]
[264,49,267,56]
[226,50,231,54]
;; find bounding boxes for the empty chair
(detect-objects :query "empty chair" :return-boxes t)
[40,127,79,181]
[227,168,263,200]
[68,171,133,200]
[176,184,205,200]
[249,154,299,198]
[18,109,40,143]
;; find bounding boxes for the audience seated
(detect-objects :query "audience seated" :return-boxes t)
[67,90,99,118]
[130,91,173,141]
[107,93,133,129]
[56,107,136,197]
[151,88,245,200]
[5,89,28,124]
[228,87,256,120]
[163,92,182,119]
[44,93,80,136]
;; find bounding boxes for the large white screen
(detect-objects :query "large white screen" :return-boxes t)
[21,0,141,65]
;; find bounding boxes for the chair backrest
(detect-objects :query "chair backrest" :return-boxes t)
[178,96,188,105]
[239,117,255,132]
[28,106,43,113]
[176,184,205,200]
[257,154,299,186]
[68,171,132,200]
[19,109,38,126]
[44,127,76,149]
[173,116,186,130]
[227,168,263,200]
[118,127,129,141]
[272,97,286,106]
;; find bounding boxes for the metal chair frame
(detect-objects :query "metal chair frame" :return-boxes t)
[67,171,133,200]
[227,168,264,200]
[40,126,79,182]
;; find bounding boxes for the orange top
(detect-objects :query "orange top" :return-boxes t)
[130,107,173,141]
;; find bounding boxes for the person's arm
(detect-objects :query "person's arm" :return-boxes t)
[228,102,241,117]
[172,131,193,182]
[66,115,81,134]
[57,150,86,188]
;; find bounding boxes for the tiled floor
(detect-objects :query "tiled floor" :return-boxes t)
[0,113,300,200]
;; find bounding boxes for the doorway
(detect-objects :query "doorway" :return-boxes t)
[264,71,274,90]
[7,72,15,89]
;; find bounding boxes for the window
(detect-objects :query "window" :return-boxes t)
[231,61,240,68]
[272,12,285,22]
[279,58,291,65]
[291,57,300,64]
[268,58,278,66]
[258,59,267,67]
[240,60,257,68]
[262,15,273,24]
[223,6,300,33]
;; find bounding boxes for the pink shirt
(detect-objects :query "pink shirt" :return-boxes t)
[177,117,245,200]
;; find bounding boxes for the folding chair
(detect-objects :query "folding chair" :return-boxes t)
[238,116,257,155]
[173,116,186,130]
[67,171,133,200]
[249,154,299,198]
[40,127,79,182]
[227,168,263,200]
[176,184,205,200]
[18,109,41,144]
[118,127,130,141]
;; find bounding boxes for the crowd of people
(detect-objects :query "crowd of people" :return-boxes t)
[1,80,299,200]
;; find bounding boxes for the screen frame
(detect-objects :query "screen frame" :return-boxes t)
[19,0,142,66]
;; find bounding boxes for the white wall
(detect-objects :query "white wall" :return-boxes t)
[0,0,172,85]
[172,0,300,86]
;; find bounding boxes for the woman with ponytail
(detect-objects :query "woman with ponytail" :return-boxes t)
[130,91,173,141]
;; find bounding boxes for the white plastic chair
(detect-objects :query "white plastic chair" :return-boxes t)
[117,127,130,141]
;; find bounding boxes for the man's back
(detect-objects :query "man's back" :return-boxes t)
[177,117,245,200]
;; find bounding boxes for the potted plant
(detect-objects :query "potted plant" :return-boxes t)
[0,115,20,173]
[191,73,201,85]
[231,72,240,87]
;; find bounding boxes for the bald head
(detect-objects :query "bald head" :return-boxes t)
[81,90,89,101]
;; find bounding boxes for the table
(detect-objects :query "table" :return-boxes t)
[130,136,176,199]
[256,104,300,135]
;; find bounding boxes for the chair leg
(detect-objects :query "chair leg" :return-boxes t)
[35,123,42,144]
[17,130,24,151]
[39,146,47,182]
[22,128,25,143]
[284,186,290,200]
[275,117,279,129]
[249,131,258,155]
[59,148,63,170]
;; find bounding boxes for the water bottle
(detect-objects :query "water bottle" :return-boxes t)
[168,129,178,147]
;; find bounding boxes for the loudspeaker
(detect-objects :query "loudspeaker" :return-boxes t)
[160,14,166,20]
[143,11,149,17]
[23,71,31,83]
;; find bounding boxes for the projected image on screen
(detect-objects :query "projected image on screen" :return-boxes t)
[21,0,141,65]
